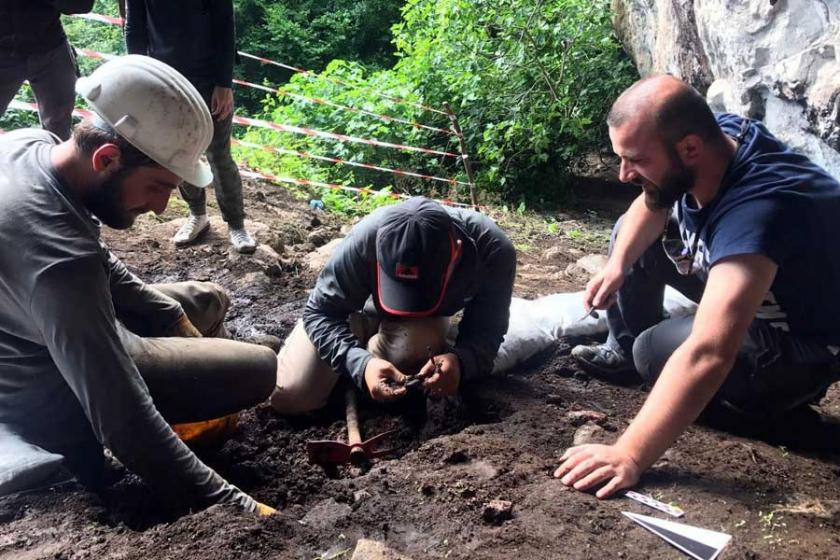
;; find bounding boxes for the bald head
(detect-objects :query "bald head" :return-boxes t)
[608,75,724,147]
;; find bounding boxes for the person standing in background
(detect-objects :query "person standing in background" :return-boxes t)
[122,0,258,254]
[0,1,94,141]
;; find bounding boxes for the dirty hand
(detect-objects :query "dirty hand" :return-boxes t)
[210,86,234,120]
[419,352,460,398]
[364,357,408,402]
[254,501,277,516]
[553,443,641,499]
[167,314,203,338]
[583,261,624,311]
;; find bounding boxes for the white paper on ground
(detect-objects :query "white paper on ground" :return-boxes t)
[623,511,732,560]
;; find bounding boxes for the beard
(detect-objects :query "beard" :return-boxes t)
[81,169,137,230]
[642,150,696,211]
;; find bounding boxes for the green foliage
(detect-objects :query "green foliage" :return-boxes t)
[392,0,636,202]
[234,0,404,113]
[234,60,466,210]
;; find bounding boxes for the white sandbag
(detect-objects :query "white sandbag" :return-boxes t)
[0,424,64,497]
[491,287,697,373]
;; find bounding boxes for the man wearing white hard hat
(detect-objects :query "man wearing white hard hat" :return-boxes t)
[0,55,276,515]
[123,0,258,254]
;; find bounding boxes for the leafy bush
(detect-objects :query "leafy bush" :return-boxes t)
[392,0,636,202]
[238,0,636,207]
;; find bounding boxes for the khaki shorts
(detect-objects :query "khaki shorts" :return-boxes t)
[270,315,451,414]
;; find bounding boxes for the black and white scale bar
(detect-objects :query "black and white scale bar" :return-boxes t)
[623,511,732,560]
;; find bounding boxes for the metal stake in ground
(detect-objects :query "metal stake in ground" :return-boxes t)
[443,102,479,211]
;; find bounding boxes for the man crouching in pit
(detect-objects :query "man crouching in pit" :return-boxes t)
[270,197,516,413]
[0,55,276,515]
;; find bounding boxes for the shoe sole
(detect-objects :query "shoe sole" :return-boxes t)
[571,353,636,377]
[173,221,211,247]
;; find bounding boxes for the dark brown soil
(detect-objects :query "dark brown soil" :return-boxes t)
[2,178,840,559]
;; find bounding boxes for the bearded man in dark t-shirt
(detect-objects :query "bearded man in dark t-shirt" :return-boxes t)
[555,75,840,499]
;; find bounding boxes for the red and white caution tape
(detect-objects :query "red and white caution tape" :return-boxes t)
[231,114,458,158]
[232,79,453,136]
[5,100,473,207]
[73,48,453,137]
[69,12,449,116]
[232,138,468,186]
[240,169,472,208]
[70,12,123,26]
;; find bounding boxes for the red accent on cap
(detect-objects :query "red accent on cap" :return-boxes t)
[395,263,420,280]
[376,233,458,318]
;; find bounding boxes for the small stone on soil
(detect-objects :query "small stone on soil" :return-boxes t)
[482,499,514,525]
[443,449,470,464]
[567,410,607,426]
[572,422,610,446]
[545,394,564,406]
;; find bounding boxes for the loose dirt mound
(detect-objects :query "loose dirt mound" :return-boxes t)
[2,180,839,559]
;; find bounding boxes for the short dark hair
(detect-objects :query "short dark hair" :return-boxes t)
[73,119,159,169]
[607,77,724,146]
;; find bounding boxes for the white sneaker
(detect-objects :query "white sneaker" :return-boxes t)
[229,226,256,254]
[173,213,210,246]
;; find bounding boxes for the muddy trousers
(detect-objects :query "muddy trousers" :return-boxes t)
[605,215,840,417]
[270,316,451,414]
[1,282,276,492]
[177,81,246,229]
[118,282,276,424]
[0,41,77,141]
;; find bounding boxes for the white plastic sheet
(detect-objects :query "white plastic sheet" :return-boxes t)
[492,288,697,373]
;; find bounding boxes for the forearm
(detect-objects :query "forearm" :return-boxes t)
[610,194,668,273]
[616,339,733,470]
[302,304,372,387]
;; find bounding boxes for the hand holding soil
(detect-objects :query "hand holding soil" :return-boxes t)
[419,352,461,397]
[364,357,408,402]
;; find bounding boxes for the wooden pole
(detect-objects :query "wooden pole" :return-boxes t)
[443,102,479,211]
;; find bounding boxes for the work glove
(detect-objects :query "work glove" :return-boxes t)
[254,502,277,516]
[167,314,203,338]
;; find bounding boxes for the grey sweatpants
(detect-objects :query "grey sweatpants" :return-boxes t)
[0,41,78,141]
[177,81,246,229]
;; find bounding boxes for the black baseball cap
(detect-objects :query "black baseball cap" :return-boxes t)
[375,197,459,317]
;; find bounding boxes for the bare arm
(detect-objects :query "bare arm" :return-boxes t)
[585,194,668,310]
[557,253,778,497]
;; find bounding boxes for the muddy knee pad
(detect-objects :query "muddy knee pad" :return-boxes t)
[154,281,230,336]
[367,317,450,375]
[270,321,339,414]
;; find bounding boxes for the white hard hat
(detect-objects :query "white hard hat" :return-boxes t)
[76,55,214,187]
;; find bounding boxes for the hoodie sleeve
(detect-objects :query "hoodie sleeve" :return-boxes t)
[302,229,376,389]
[208,0,236,88]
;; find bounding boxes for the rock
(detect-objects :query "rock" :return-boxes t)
[305,237,345,271]
[481,499,513,525]
[572,422,611,446]
[542,246,566,262]
[612,0,840,178]
[351,539,413,560]
[566,254,608,278]
[442,450,470,464]
[306,227,334,247]
[545,394,564,406]
[566,410,608,427]
[353,489,372,503]
[300,499,352,530]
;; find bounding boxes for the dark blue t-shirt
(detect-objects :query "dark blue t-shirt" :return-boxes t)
[676,113,840,344]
